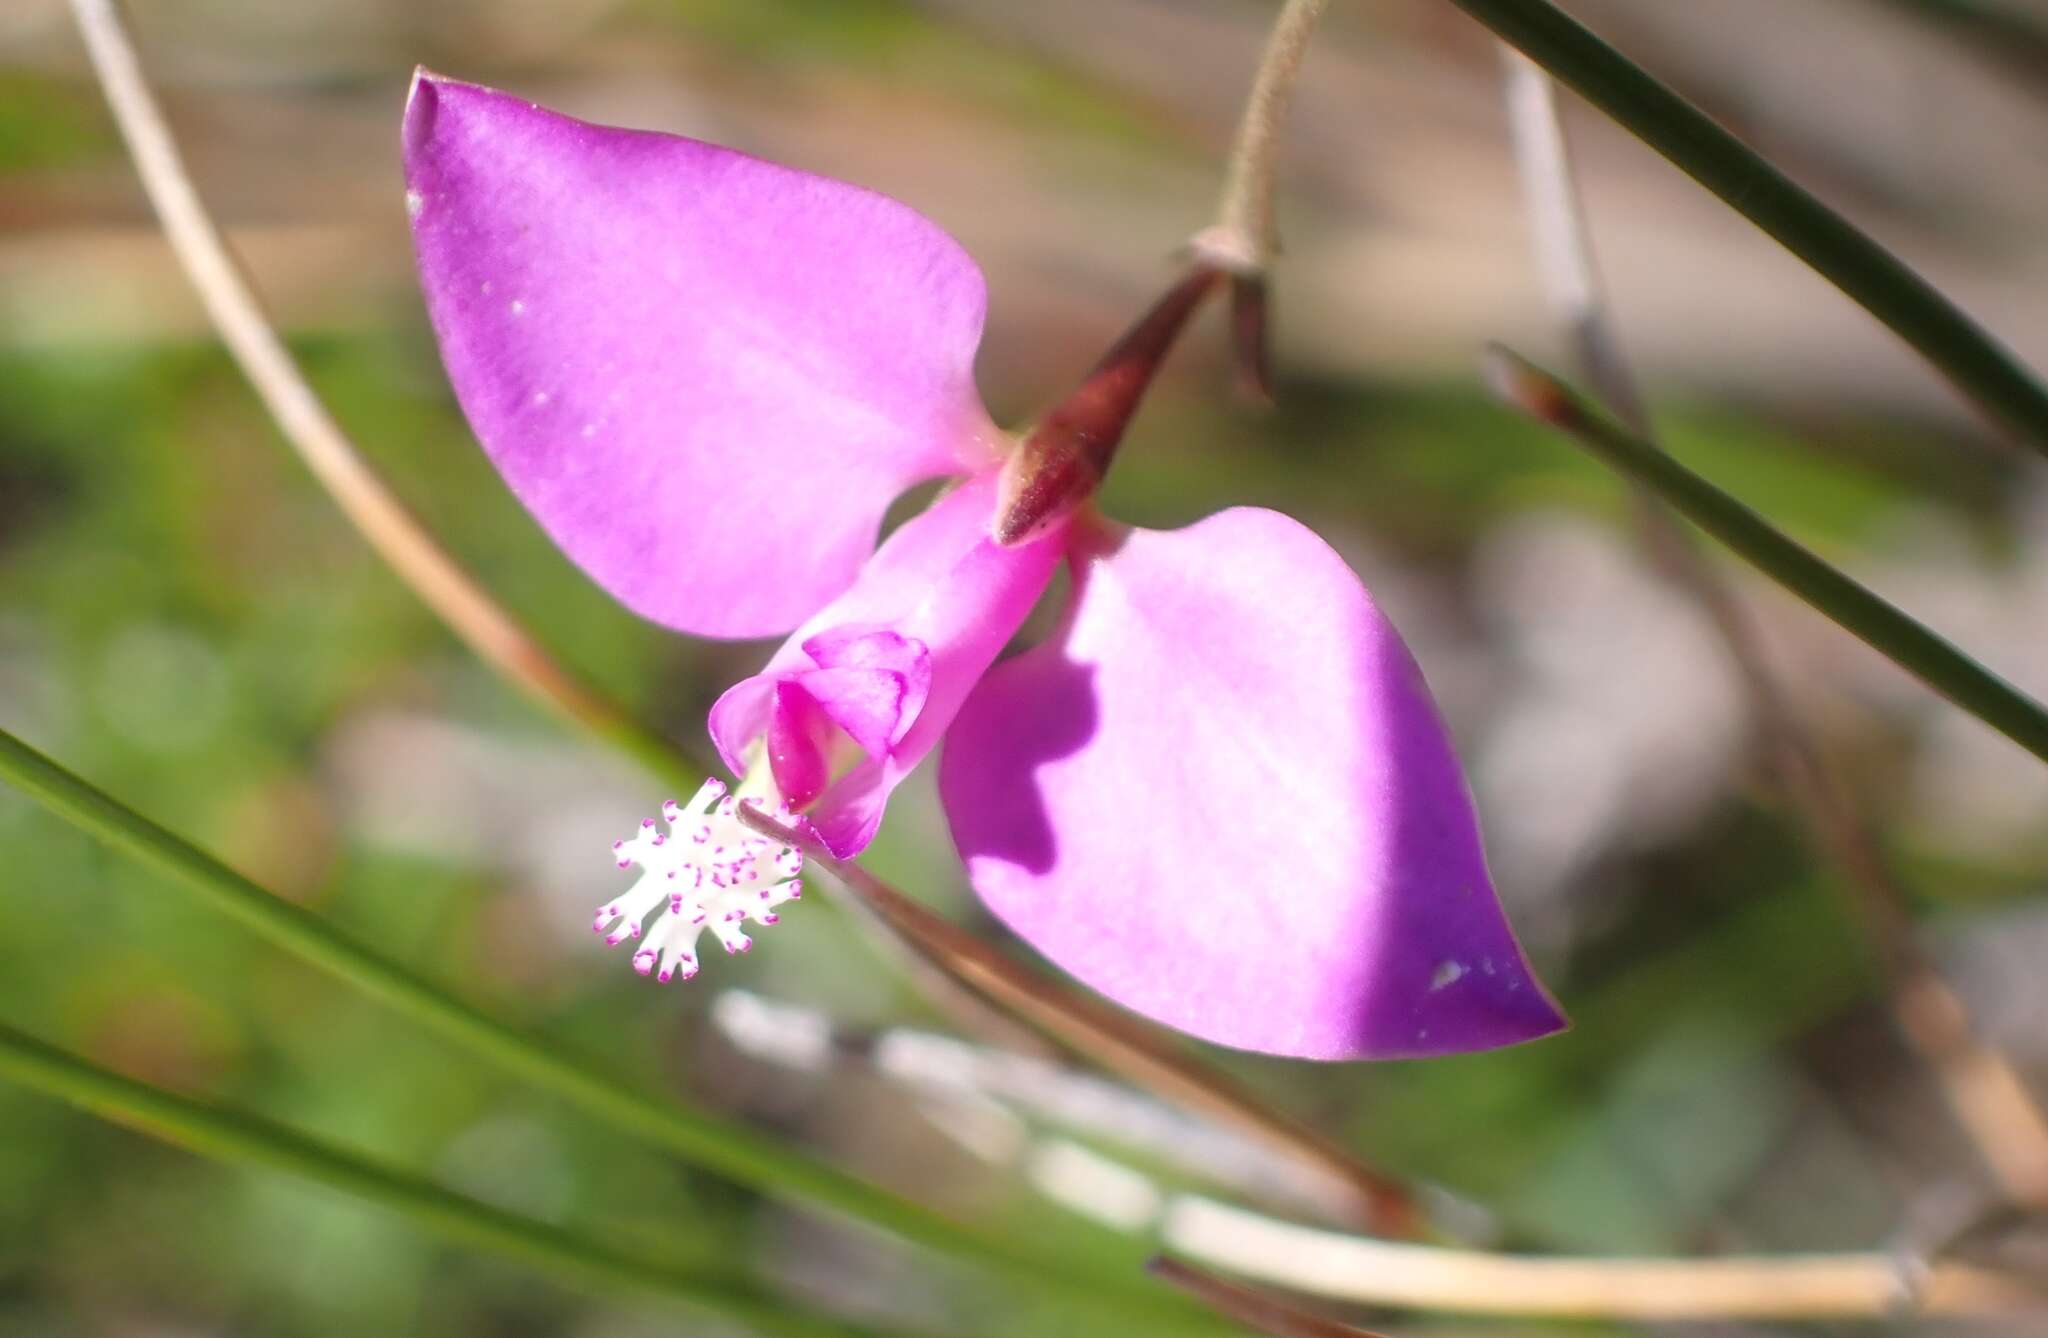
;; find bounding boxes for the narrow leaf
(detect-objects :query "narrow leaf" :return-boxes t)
[0,725,1138,1304]
[1484,347,2048,766]
[1451,0,2048,453]
[0,1020,846,1335]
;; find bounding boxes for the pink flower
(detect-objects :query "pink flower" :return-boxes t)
[402,73,1564,1059]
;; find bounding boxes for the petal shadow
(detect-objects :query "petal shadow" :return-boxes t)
[939,648,1099,876]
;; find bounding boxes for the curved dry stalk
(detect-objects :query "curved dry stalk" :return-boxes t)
[1499,49,2048,1210]
[736,806,1420,1236]
[1162,1196,2044,1320]
[713,983,2043,1324]
[65,0,1418,1237]
[1148,1257,1388,1337]
[65,0,676,775]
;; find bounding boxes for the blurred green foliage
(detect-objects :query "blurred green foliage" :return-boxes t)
[2,0,2044,1333]
[0,72,113,173]
[0,314,1994,1327]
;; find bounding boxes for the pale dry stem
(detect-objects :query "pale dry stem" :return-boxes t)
[1148,1256,1389,1337]
[1499,48,2048,1211]
[734,806,1421,1235]
[1189,0,1331,274]
[1161,1195,2042,1319]
[64,0,655,755]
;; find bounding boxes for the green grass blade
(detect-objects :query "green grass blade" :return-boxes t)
[0,1020,855,1335]
[0,725,1139,1305]
[1485,347,2048,765]
[1449,0,2048,453]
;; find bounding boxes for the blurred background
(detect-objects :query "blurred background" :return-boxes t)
[3,0,2048,1332]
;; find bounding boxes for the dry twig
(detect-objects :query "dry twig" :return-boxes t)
[64,0,672,771]
[1148,1256,1387,1337]
[1188,0,1329,273]
[1162,1195,2043,1320]
[737,806,1418,1233]
[1499,46,2048,1211]
[1186,0,1330,400]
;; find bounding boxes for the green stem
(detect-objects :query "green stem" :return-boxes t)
[0,1020,850,1336]
[1485,347,2048,765]
[0,726,1104,1298]
[1447,0,2048,453]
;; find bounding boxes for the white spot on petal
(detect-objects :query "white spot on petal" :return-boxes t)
[1429,960,1466,991]
[403,189,424,219]
[509,299,527,317]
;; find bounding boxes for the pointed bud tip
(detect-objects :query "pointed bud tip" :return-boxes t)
[402,67,446,164]
[1480,343,1579,427]
[991,446,1091,548]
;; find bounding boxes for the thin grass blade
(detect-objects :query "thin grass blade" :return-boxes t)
[1484,347,2048,766]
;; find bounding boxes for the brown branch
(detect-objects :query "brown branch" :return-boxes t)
[736,807,1421,1235]
[1161,1195,2044,1320]
[1499,46,2048,1212]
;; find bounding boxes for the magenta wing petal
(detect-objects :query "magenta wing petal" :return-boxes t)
[710,476,1063,856]
[402,73,1000,638]
[939,509,1565,1060]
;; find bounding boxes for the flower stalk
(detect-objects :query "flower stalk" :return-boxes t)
[1186,0,1330,402]
[1188,0,1330,276]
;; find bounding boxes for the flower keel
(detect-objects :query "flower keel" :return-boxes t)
[709,474,1065,859]
[594,778,804,983]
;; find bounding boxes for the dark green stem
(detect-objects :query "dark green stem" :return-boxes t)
[0,726,1086,1294]
[0,1020,851,1335]
[1448,0,2048,453]
[1485,347,2048,765]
